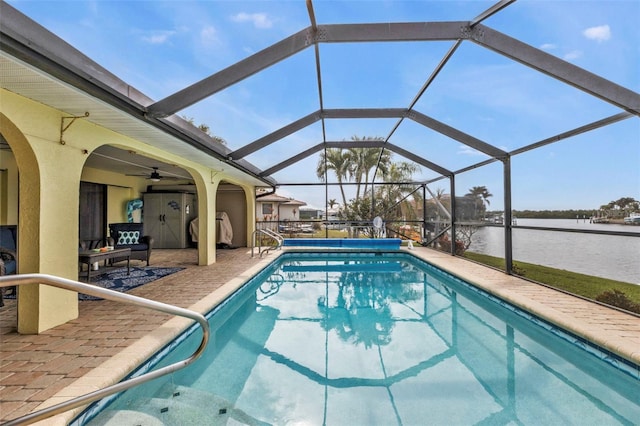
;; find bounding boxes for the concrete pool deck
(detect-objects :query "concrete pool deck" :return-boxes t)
[1,246,638,424]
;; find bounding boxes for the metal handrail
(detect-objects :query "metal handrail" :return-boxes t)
[251,228,283,258]
[0,274,210,426]
[262,228,284,245]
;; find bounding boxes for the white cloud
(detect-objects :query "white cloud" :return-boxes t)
[457,145,484,156]
[563,50,583,61]
[540,43,557,51]
[141,30,176,45]
[200,25,220,46]
[231,12,273,29]
[583,24,611,42]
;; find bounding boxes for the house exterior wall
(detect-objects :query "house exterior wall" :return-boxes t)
[0,88,257,333]
[216,185,248,247]
[256,200,304,222]
[0,150,18,225]
[256,200,278,221]
[2,93,83,332]
[278,205,300,221]
[80,166,149,226]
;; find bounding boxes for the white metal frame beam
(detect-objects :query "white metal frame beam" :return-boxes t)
[471,24,640,116]
[234,108,501,176]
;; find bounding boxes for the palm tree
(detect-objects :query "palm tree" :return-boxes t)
[378,161,420,219]
[327,199,338,209]
[181,115,226,144]
[316,148,351,208]
[347,136,391,201]
[466,186,492,207]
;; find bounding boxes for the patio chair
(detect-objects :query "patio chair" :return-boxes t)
[107,223,153,266]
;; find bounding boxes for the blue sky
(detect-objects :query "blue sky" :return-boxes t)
[8,0,640,211]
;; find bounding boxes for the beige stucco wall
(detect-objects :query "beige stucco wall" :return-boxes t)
[107,185,136,224]
[80,166,148,227]
[0,88,257,333]
[216,184,249,247]
[0,150,18,224]
[245,187,257,246]
[1,153,148,228]
[1,102,82,333]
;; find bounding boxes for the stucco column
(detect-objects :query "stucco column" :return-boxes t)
[18,139,83,333]
[196,178,216,266]
[245,187,257,246]
[2,111,81,333]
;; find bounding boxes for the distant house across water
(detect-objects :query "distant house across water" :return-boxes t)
[256,192,307,222]
[299,207,323,220]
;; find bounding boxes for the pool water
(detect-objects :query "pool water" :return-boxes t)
[79,252,639,425]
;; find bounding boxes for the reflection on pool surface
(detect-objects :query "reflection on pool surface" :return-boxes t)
[81,252,639,425]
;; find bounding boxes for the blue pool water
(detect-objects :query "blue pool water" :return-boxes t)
[78,252,639,425]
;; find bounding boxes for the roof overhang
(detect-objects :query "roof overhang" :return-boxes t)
[0,1,276,187]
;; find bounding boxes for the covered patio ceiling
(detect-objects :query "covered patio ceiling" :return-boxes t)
[1,0,638,207]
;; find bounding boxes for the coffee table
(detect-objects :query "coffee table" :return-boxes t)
[78,248,131,282]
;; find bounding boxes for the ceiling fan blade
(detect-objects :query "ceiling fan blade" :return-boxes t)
[125,166,192,181]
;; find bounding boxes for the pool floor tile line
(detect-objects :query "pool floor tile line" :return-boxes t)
[1,246,639,424]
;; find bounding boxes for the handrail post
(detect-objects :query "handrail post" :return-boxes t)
[251,230,257,258]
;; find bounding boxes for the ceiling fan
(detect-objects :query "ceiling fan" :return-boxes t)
[126,167,186,182]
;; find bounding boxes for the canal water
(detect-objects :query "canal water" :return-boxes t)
[467,218,640,285]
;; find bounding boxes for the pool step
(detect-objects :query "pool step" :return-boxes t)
[89,397,221,425]
[90,385,270,425]
[156,385,270,425]
[87,409,164,425]
[137,396,223,425]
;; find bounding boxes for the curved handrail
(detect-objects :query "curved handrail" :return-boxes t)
[261,228,284,245]
[0,274,210,426]
[251,228,283,258]
[260,229,284,257]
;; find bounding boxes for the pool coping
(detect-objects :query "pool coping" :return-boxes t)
[403,248,640,369]
[34,246,640,425]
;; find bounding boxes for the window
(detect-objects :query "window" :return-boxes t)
[79,181,106,248]
[262,203,273,215]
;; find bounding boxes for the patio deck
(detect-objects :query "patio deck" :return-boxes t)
[1,247,639,424]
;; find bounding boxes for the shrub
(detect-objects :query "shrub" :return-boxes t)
[595,289,640,314]
[511,263,526,276]
[438,236,466,255]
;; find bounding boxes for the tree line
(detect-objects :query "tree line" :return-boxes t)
[502,210,596,219]
[598,197,639,218]
[492,197,639,219]
[315,136,638,224]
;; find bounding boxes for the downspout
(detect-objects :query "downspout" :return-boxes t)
[256,186,277,198]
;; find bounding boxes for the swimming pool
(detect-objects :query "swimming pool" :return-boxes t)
[76,252,639,425]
